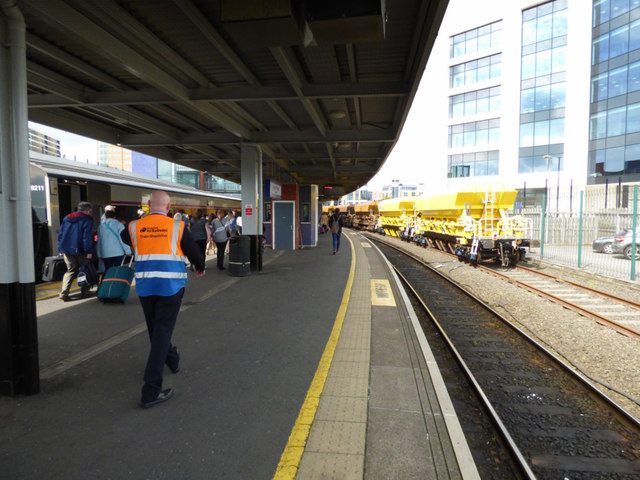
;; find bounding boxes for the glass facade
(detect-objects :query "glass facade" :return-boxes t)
[450,54,502,88]
[450,21,502,59]
[518,0,568,174]
[448,21,502,179]
[590,0,640,177]
[448,150,499,178]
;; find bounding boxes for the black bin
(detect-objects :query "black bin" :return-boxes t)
[228,235,251,277]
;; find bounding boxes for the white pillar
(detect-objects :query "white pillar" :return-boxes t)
[240,144,262,235]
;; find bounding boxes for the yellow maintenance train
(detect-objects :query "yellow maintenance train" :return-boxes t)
[332,183,537,267]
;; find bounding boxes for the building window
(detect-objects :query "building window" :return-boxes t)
[449,86,501,118]
[593,0,640,27]
[448,119,500,149]
[518,154,563,174]
[448,150,499,178]
[449,53,501,88]
[450,21,502,59]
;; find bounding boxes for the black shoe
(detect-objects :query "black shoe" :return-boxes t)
[169,365,180,374]
[59,294,71,302]
[81,291,96,299]
[218,266,225,270]
[140,389,173,409]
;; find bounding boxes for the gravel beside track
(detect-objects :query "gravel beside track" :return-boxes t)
[363,233,640,422]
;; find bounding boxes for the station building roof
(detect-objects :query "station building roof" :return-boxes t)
[22,0,448,199]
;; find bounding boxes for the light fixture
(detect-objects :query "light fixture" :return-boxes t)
[328,110,346,119]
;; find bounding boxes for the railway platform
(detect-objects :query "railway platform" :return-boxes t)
[0,231,478,480]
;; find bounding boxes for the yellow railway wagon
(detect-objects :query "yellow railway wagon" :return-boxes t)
[352,201,379,231]
[412,183,536,266]
[377,199,415,237]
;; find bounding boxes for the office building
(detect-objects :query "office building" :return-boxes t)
[97,142,132,171]
[424,0,595,199]
[28,128,60,157]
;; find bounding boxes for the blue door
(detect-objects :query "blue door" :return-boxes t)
[273,201,295,250]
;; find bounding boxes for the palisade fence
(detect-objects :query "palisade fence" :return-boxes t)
[520,183,640,281]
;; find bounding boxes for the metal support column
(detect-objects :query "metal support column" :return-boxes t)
[0,2,39,395]
[240,143,263,271]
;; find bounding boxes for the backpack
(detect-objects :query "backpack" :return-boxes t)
[330,215,341,234]
[77,261,99,287]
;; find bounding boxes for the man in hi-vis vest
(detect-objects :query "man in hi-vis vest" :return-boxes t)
[121,190,205,408]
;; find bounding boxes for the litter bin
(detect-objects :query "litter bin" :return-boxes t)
[228,235,251,277]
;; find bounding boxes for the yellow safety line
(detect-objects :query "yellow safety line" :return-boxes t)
[272,233,356,480]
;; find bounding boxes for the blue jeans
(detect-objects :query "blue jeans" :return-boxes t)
[332,232,341,251]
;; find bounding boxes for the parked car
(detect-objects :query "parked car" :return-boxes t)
[592,234,617,254]
[612,229,640,259]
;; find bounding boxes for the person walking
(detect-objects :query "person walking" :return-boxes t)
[190,209,210,268]
[227,210,238,236]
[120,190,205,409]
[97,208,131,277]
[328,208,345,255]
[57,201,95,301]
[211,209,229,270]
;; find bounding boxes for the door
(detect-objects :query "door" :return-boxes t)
[273,201,295,250]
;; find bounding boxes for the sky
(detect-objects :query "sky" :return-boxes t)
[30,121,98,164]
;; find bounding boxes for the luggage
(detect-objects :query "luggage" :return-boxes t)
[41,255,66,282]
[98,257,134,303]
[77,261,99,287]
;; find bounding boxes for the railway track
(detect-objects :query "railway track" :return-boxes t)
[371,238,640,479]
[487,264,640,339]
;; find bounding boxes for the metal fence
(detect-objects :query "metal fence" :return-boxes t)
[522,184,640,281]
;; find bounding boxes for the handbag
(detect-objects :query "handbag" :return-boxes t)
[77,261,99,287]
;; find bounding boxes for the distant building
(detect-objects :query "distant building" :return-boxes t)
[97,142,132,171]
[382,179,420,199]
[341,186,373,204]
[28,128,60,157]
[157,159,241,195]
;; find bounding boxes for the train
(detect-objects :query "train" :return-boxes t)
[30,152,240,280]
[329,183,538,267]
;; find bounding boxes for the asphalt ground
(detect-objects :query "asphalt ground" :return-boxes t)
[1,232,349,480]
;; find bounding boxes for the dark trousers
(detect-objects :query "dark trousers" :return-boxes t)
[195,239,207,262]
[216,241,227,269]
[138,288,184,402]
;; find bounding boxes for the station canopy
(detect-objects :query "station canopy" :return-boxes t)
[23,0,447,199]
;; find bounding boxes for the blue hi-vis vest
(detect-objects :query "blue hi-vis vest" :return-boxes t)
[129,215,187,297]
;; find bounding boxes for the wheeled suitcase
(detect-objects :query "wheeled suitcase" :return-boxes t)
[41,255,66,282]
[98,258,134,303]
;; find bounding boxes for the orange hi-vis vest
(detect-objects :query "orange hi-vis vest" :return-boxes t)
[129,214,187,296]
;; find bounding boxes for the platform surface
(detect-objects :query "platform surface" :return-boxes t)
[1,231,476,480]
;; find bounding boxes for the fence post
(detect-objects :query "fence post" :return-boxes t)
[540,194,546,258]
[578,191,584,268]
[631,185,638,281]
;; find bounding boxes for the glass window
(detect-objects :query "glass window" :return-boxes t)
[593,0,610,26]
[463,126,475,146]
[609,25,630,59]
[549,118,565,144]
[522,19,537,45]
[478,32,491,51]
[522,54,536,79]
[607,106,627,136]
[476,96,489,114]
[625,143,640,161]
[609,65,628,97]
[475,159,488,176]
[627,103,640,133]
[550,83,565,109]
[519,156,533,173]
[490,94,500,112]
[520,122,534,147]
[552,45,566,73]
[476,126,489,146]
[593,35,610,64]
[521,88,535,113]
[537,13,553,42]
[534,120,550,146]
[630,19,640,52]
[533,155,549,172]
[465,66,477,85]
[536,50,552,76]
[590,111,607,139]
[592,72,608,101]
[477,63,490,82]
[629,61,640,93]
[491,56,502,78]
[535,85,551,111]
[552,9,568,37]
[489,122,500,144]
[487,157,499,175]
[611,0,630,19]
[605,146,625,171]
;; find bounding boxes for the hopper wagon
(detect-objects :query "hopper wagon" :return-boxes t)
[352,202,379,231]
[413,183,537,266]
[377,199,415,237]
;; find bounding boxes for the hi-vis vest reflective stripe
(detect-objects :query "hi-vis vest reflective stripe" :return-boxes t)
[129,215,187,296]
